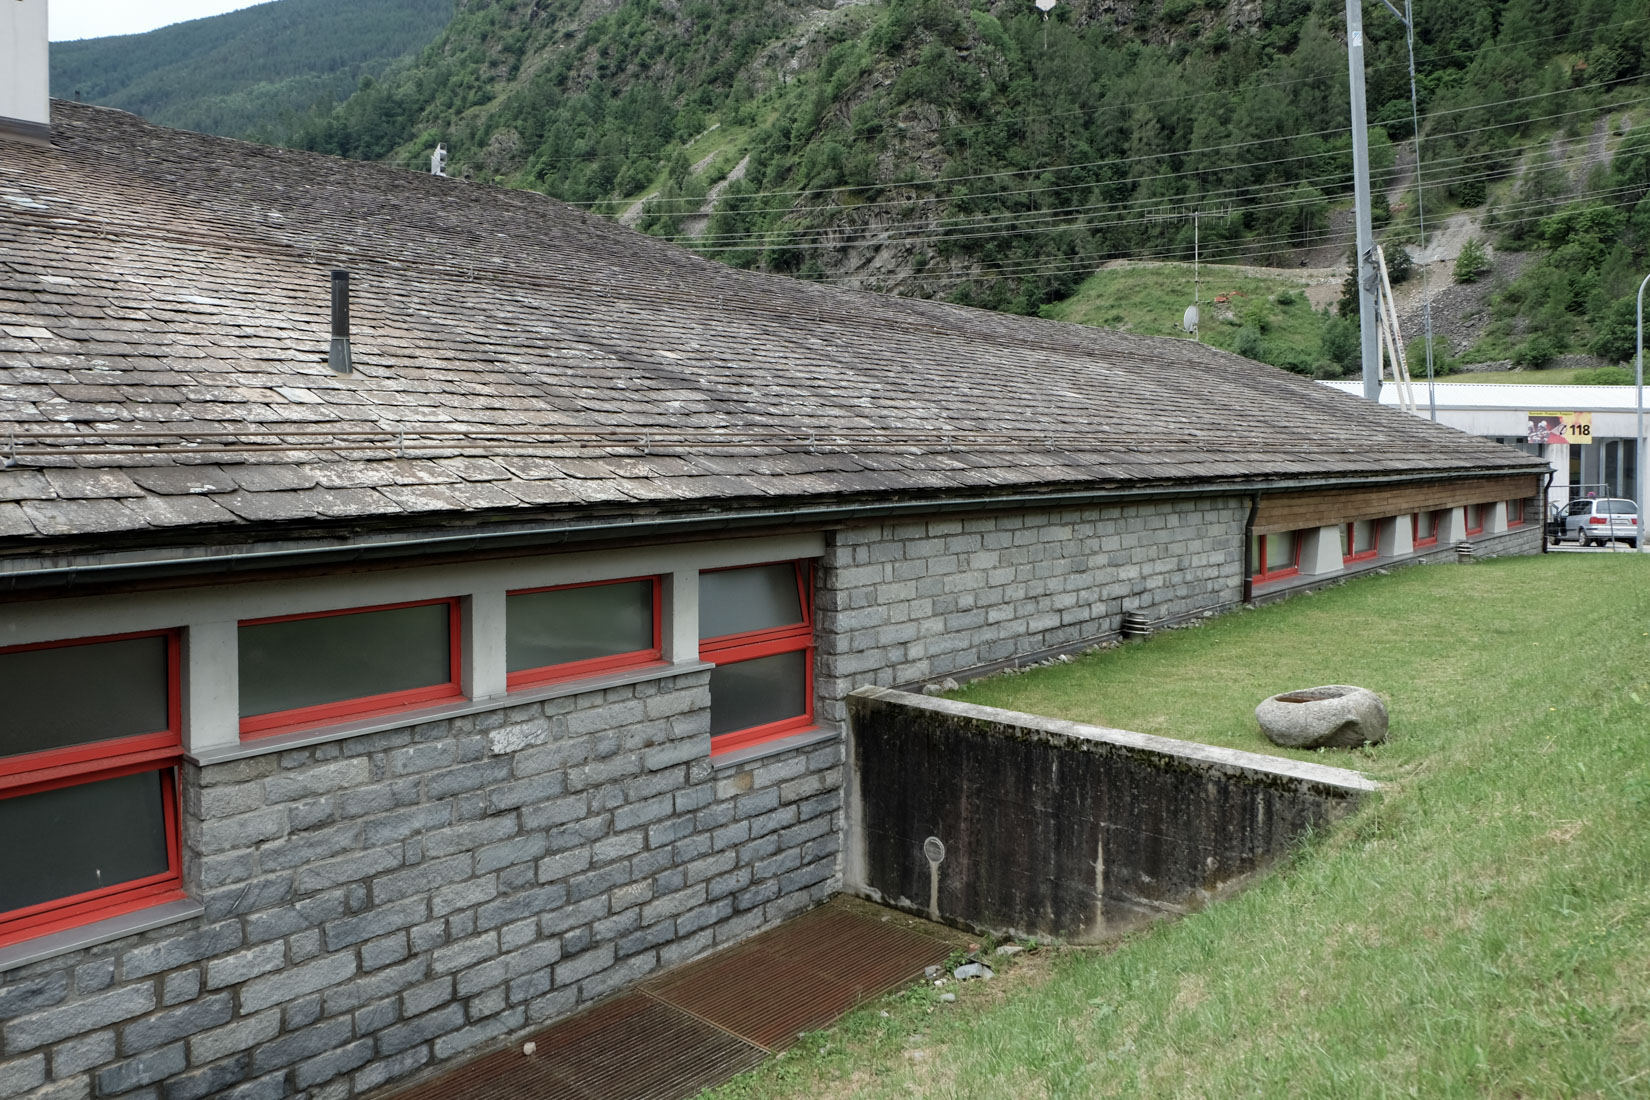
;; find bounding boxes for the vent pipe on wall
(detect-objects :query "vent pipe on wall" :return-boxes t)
[328,270,353,374]
[1,0,51,145]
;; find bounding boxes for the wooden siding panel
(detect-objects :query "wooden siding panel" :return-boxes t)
[1253,475,1540,535]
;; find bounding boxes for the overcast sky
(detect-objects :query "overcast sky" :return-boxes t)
[50,0,270,41]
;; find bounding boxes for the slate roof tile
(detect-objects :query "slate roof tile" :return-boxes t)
[42,469,143,499]
[0,502,37,537]
[122,493,239,527]
[19,497,147,535]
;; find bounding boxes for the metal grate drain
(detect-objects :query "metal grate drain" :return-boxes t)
[377,900,954,1100]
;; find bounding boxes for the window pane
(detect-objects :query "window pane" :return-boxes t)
[1,635,170,759]
[1264,532,1294,570]
[699,564,803,639]
[0,771,171,913]
[239,603,451,718]
[508,581,654,673]
[708,651,807,737]
[1353,520,1377,553]
[1417,511,1436,539]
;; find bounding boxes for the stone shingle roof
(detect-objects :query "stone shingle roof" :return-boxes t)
[0,102,1541,555]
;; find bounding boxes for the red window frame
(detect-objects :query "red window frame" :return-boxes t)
[1251,530,1301,583]
[1464,504,1485,537]
[506,576,664,691]
[1506,498,1526,527]
[239,598,463,739]
[701,561,815,755]
[0,630,186,949]
[1343,519,1380,564]
[1413,510,1440,548]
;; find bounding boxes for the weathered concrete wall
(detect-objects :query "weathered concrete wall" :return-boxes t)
[0,672,840,1100]
[844,688,1375,943]
[815,499,1249,724]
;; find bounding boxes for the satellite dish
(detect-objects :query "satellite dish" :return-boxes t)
[1182,304,1199,333]
[1035,0,1057,10]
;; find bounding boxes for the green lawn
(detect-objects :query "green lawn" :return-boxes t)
[705,554,1650,1099]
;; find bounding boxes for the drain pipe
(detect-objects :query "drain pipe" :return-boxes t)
[328,270,353,374]
[1539,468,1554,554]
[1241,491,1260,603]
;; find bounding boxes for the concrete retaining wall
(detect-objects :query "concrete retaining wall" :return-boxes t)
[844,688,1375,943]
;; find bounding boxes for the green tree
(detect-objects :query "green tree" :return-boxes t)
[1454,238,1491,283]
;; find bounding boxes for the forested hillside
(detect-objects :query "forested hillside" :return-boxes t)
[67,0,1650,377]
[50,0,455,141]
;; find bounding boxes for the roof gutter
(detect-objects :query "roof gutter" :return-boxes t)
[0,464,1548,593]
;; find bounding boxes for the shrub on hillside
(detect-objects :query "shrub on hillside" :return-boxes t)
[1454,238,1491,283]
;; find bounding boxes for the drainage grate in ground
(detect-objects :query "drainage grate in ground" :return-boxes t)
[378,899,955,1100]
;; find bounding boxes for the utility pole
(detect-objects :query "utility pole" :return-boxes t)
[1346,0,1381,402]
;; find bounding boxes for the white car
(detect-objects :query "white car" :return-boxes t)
[1555,497,1639,547]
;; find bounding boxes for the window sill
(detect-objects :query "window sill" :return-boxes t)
[189,660,715,765]
[0,898,204,974]
[712,723,839,771]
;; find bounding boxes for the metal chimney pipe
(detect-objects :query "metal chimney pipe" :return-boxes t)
[328,270,353,374]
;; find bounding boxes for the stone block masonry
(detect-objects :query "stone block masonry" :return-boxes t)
[814,500,1249,724]
[0,670,841,1099]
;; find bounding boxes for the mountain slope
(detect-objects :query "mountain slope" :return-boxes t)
[50,0,456,141]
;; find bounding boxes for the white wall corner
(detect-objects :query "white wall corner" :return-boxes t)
[1439,506,1468,544]
[1379,515,1414,557]
[1299,525,1345,576]
[663,570,699,664]
[464,589,508,701]
[1,0,51,142]
[183,620,240,756]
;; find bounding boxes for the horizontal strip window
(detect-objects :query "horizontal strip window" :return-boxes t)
[239,599,462,739]
[1464,504,1485,537]
[1342,519,1379,564]
[1413,510,1441,547]
[507,577,663,689]
[1,630,180,778]
[1250,530,1300,583]
[1506,499,1526,527]
[702,561,815,755]
[0,632,184,949]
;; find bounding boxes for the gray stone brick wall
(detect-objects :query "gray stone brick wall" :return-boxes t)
[0,670,841,1100]
[815,499,1249,723]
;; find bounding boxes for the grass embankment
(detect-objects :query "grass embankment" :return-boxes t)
[1434,368,1630,385]
[1042,263,1332,375]
[705,555,1650,1099]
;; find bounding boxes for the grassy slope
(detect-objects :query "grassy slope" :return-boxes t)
[706,554,1650,1099]
[1042,264,1332,374]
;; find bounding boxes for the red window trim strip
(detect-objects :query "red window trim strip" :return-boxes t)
[0,630,182,782]
[702,561,816,755]
[708,643,817,756]
[1343,521,1380,564]
[239,598,464,740]
[1251,532,1301,583]
[1413,511,1440,548]
[0,766,184,949]
[505,577,664,691]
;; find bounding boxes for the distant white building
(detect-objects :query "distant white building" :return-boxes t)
[1323,381,1644,511]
